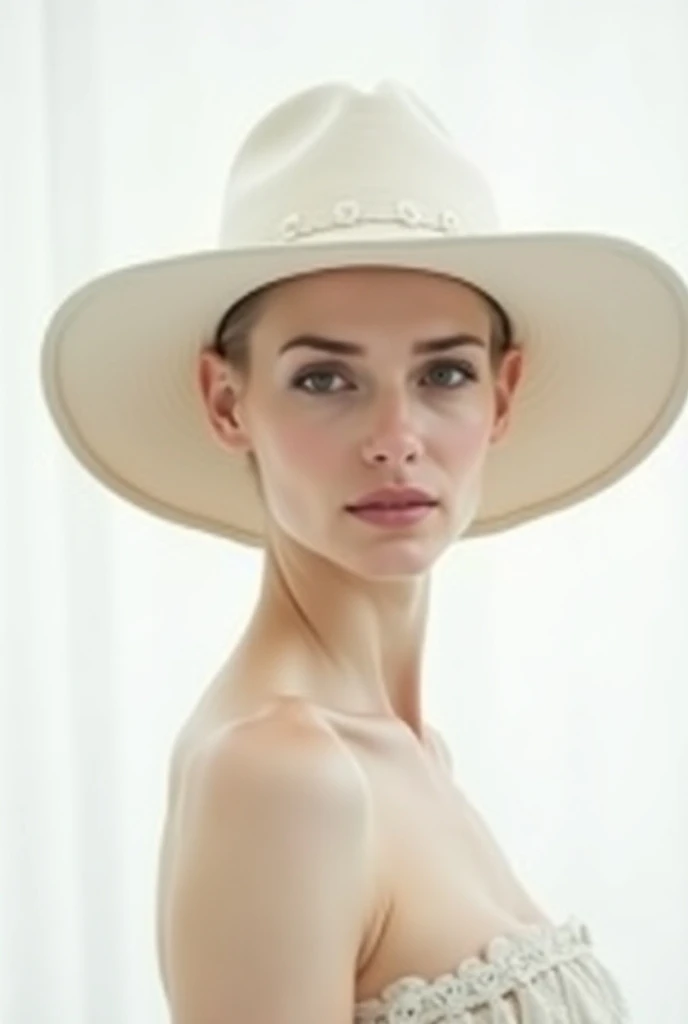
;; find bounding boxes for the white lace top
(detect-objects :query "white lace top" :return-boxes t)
[353,917,631,1023]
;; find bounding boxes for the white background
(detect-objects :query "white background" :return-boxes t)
[1,1,687,1021]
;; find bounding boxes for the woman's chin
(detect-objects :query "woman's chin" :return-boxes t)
[341,536,449,580]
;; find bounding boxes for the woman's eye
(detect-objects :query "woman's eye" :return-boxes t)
[422,361,477,387]
[292,369,349,394]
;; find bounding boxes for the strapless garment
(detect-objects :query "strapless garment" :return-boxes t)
[354,917,631,1023]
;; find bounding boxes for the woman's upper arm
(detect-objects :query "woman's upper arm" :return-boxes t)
[161,708,374,1024]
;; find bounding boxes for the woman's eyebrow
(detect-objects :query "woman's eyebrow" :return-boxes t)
[278,333,487,356]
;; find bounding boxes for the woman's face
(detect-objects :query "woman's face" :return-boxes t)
[200,267,523,578]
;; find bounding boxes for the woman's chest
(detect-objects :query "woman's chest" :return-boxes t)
[354,748,552,1004]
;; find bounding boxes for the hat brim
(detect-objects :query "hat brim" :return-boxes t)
[41,231,688,546]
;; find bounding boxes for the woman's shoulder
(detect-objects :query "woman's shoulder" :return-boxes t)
[169,687,455,814]
[169,691,374,814]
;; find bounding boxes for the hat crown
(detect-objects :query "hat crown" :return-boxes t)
[219,81,500,248]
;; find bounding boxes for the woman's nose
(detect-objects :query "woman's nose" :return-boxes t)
[360,401,425,466]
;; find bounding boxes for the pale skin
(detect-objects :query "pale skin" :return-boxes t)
[156,268,551,1024]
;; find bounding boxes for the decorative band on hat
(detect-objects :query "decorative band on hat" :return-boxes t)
[279,198,465,241]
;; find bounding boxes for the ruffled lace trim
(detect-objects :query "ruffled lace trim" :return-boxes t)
[354,917,631,1023]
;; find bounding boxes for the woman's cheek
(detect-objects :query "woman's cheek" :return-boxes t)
[440,404,493,464]
[276,421,338,472]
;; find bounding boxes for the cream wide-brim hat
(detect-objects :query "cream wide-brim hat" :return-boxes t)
[40,81,688,547]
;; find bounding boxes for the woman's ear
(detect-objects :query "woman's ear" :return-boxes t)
[197,349,252,453]
[490,346,524,445]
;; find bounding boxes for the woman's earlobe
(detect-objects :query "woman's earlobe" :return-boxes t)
[210,388,253,452]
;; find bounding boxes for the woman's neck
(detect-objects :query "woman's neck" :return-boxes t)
[229,543,432,735]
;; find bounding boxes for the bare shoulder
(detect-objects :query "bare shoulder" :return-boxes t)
[181,695,375,804]
[158,698,376,1024]
[176,699,376,857]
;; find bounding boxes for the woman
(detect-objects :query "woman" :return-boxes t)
[40,80,688,1023]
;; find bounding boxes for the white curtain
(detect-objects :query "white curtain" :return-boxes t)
[2,1,687,1021]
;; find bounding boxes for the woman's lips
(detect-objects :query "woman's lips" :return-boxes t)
[346,502,437,526]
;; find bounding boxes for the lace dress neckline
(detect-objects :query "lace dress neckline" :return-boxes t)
[353,916,624,1022]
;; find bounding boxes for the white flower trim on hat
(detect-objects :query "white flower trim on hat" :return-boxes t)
[279,198,464,242]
